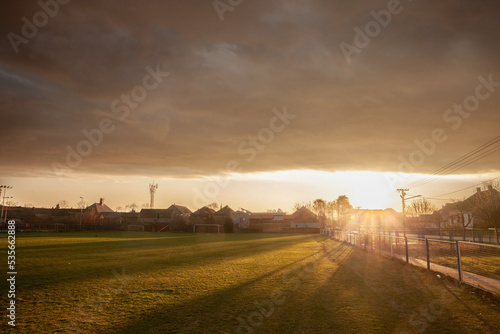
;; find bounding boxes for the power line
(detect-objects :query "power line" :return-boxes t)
[427,175,500,200]
[405,136,500,189]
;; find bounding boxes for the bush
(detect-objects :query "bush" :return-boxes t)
[224,215,234,233]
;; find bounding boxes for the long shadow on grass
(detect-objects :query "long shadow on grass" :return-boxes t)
[290,242,498,333]
[17,234,315,293]
[98,241,350,334]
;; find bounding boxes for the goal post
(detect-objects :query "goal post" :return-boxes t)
[193,224,221,233]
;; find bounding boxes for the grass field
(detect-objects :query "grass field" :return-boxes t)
[1,232,500,333]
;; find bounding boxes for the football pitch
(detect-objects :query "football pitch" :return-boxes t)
[2,232,499,333]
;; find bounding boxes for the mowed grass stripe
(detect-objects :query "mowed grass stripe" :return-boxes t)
[1,233,498,333]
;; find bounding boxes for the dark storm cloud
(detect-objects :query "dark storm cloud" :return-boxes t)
[0,0,499,179]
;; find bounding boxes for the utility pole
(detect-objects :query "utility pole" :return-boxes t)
[397,188,409,237]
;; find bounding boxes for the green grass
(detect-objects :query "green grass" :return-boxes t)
[1,232,499,333]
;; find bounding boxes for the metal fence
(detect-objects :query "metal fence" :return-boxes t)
[322,229,500,294]
[368,228,500,245]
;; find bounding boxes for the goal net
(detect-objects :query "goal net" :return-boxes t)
[193,224,221,233]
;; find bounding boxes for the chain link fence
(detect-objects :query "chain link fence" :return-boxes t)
[322,229,500,294]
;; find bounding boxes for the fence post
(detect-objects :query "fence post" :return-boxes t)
[425,239,430,271]
[456,241,462,282]
[390,236,393,258]
[405,237,409,263]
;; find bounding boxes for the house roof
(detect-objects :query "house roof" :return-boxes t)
[87,202,114,213]
[169,204,192,215]
[215,205,234,216]
[440,187,500,216]
[192,206,215,216]
[291,207,316,219]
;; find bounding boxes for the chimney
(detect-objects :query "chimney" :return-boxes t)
[488,185,493,192]
[476,187,481,194]
[99,198,104,205]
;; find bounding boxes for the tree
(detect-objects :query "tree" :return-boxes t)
[406,198,437,232]
[406,198,436,217]
[58,200,69,208]
[206,202,219,210]
[472,184,500,244]
[83,210,100,230]
[336,195,352,229]
[451,198,473,241]
[267,208,284,213]
[77,198,86,210]
[293,202,303,212]
[126,203,138,212]
[312,199,327,228]
[326,201,336,226]
[224,215,234,233]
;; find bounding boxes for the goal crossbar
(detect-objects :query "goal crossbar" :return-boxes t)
[193,224,221,233]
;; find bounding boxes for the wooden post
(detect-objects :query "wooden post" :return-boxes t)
[456,241,462,282]
[425,239,430,271]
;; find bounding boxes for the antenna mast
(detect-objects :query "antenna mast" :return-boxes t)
[149,182,158,208]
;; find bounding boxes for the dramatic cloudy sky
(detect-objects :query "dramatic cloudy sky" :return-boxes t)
[1,0,499,210]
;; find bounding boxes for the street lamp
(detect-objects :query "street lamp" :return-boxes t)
[3,197,13,223]
[0,185,13,224]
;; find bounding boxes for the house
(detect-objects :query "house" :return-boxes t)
[87,198,114,214]
[247,212,287,232]
[230,210,250,229]
[438,185,500,229]
[190,206,216,225]
[138,204,192,232]
[348,208,403,231]
[214,205,234,225]
[283,207,320,233]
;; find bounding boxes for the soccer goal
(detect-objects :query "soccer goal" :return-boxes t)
[193,224,221,233]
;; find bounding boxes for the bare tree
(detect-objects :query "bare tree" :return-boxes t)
[5,200,18,207]
[451,198,473,241]
[326,200,336,226]
[126,203,138,212]
[84,210,100,230]
[206,202,219,210]
[406,198,436,217]
[312,199,327,228]
[77,199,86,210]
[336,195,352,229]
[267,208,284,213]
[58,200,70,208]
[293,202,303,212]
[406,198,437,231]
